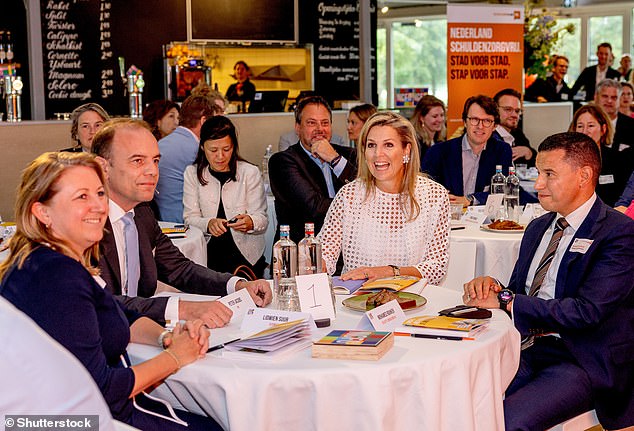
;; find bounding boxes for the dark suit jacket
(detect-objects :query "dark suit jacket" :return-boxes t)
[570,65,620,101]
[269,142,357,243]
[98,203,231,323]
[597,113,634,206]
[492,128,537,167]
[525,75,571,102]
[508,199,634,426]
[421,135,512,205]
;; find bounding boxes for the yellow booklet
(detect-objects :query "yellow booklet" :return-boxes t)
[358,275,420,292]
[400,315,488,337]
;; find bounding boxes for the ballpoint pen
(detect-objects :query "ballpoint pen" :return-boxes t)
[394,332,474,341]
[207,338,242,353]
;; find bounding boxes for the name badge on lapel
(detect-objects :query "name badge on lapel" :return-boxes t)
[570,238,593,254]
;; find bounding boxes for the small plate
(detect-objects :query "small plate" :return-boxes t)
[342,292,427,312]
[480,224,525,233]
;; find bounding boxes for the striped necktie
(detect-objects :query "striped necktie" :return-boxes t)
[528,217,569,297]
[522,217,569,350]
[121,212,140,297]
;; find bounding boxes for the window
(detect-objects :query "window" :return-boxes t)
[552,18,581,85]
[588,15,623,61]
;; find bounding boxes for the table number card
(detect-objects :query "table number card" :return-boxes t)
[357,299,406,332]
[296,273,336,320]
[218,288,256,321]
[484,194,504,220]
[463,205,487,225]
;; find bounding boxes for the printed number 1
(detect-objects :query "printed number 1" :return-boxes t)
[307,284,321,309]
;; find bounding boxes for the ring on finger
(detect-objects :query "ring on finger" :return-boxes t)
[364,272,369,278]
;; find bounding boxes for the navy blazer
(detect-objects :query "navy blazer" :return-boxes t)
[269,142,357,243]
[99,203,231,323]
[421,135,512,205]
[509,198,634,425]
[570,65,620,101]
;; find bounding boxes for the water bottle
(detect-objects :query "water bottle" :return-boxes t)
[298,223,322,275]
[491,165,506,220]
[262,145,273,195]
[273,225,299,311]
[505,166,521,222]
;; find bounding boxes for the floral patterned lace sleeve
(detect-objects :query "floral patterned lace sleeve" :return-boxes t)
[317,177,450,283]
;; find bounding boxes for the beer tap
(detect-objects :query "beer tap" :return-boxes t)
[118,57,145,119]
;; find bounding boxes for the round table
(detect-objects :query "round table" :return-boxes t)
[128,286,520,431]
[450,223,524,285]
[158,221,207,267]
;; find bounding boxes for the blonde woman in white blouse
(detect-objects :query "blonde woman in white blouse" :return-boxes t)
[183,116,268,276]
[318,112,450,284]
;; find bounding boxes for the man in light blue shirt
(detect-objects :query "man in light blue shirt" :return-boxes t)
[155,95,221,222]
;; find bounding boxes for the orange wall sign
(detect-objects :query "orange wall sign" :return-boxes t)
[446,5,524,137]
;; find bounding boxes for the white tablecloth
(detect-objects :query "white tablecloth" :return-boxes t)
[158,221,207,267]
[128,287,520,431]
[450,223,523,285]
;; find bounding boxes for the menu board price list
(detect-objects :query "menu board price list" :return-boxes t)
[99,0,114,98]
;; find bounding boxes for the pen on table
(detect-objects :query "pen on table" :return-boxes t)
[207,338,241,353]
[451,226,466,231]
[168,235,186,239]
[394,332,473,341]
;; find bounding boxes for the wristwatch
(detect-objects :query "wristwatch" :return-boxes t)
[388,265,400,276]
[497,289,514,318]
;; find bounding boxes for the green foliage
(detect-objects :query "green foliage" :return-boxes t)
[524,0,575,78]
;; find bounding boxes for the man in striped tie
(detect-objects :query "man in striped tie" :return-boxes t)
[463,132,634,431]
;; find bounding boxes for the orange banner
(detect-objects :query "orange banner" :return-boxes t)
[446,5,524,137]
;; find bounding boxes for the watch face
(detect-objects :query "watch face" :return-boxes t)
[499,289,513,302]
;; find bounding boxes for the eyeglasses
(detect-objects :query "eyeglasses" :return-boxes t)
[466,117,494,128]
[499,106,523,115]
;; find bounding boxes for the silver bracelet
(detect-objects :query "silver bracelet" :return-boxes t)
[158,329,171,349]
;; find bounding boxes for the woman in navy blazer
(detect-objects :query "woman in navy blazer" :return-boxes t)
[0,152,221,431]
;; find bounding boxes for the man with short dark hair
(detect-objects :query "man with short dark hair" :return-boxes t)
[493,88,536,166]
[525,55,572,103]
[92,119,271,327]
[570,42,620,101]
[421,95,512,207]
[464,132,634,431]
[155,95,223,223]
[594,78,634,206]
[269,96,357,243]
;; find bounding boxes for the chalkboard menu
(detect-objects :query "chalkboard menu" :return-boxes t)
[299,0,377,106]
[40,0,186,118]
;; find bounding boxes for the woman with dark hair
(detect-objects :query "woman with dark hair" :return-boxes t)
[409,95,446,162]
[225,61,256,104]
[183,116,268,276]
[568,103,628,206]
[143,99,180,140]
[347,103,377,145]
[0,152,220,430]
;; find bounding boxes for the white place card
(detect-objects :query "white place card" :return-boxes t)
[356,299,406,332]
[240,307,315,334]
[462,205,487,225]
[217,288,256,321]
[484,194,504,220]
[296,273,336,320]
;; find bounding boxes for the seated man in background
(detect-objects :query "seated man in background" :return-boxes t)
[269,95,357,243]
[493,88,536,167]
[464,132,634,431]
[594,78,634,205]
[92,119,271,327]
[155,95,222,223]
[525,55,572,103]
[0,297,116,431]
[421,94,512,207]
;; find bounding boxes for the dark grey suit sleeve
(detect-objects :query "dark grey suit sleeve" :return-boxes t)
[113,295,169,325]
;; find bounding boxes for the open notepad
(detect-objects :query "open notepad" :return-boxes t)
[332,275,424,295]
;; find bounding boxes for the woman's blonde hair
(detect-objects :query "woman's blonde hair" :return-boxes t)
[0,152,106,281]
[568,103,613,147]
[357,111,421,221]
